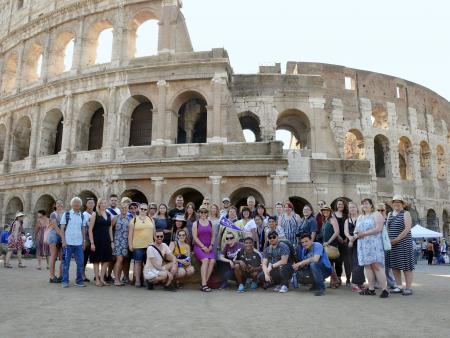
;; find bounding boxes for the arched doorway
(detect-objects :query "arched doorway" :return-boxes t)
[398,136,413,180]
[79,101,105,151]
[344,129,365,160]
[174,92,207,144]
[276,109,311,150]
[426,209,438,231]
[238,111,262,142]
[128,96,153,146]
[121,189,148,204]
[374,134,391,178]
[289,196,312,217]
[12,116,31,161]
[5,197,24,224]
[40,109,64,156]
[169,187,204,210]
[229,187,265,211]
[79,190,98,208]
[34,194,56,226]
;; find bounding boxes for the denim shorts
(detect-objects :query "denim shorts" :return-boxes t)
[133,248,146,262]
[47,229,61,245]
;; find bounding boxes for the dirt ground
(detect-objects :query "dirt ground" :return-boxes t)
[0,258,449,338]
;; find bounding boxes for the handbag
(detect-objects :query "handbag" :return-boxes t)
[383,214,393,252]
[324,245,340,259]
[297,267,314,285]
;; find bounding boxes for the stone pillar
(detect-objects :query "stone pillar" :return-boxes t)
[208,74,228,143]
[309,97,327,155]
[158,0,180,54]
[102,178,112,198]
[330,98,344,158]
[151,177,165,205]
[15,41,25,92]
[111,4,126,66]
[1,113,13,173]
[28,104,40,168]
[0,56,4,92]
[101,87,117,161]
[60,93,73,163]
[360,98,373,132]
[411,141,423,197]
[208,176,222,205]
[153,80,169,144]
[40,32,51,83]
[271,171,288,206]
[72,17,86,74]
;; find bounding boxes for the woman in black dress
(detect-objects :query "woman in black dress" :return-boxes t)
[89,198,116,286]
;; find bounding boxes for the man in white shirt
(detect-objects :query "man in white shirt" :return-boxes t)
[144,230,177,291]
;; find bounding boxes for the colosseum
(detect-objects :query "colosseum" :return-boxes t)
[0,0,449,238]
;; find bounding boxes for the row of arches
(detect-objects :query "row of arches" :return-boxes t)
[2,12,159,93]
[0,92,208,162]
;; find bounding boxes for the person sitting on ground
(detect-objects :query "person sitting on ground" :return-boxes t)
[234,237,262,292]
[292,233,332,296]
[169,229,195,287]
[258,230,293,293]
[144,230,177,291]
[218,233,244,289]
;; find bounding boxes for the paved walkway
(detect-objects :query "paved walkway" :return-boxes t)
[0,258,449,338]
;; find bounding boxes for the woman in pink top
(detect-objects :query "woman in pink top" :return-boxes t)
[192,205,215,292]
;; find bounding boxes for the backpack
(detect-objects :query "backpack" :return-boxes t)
[64,211,85,231]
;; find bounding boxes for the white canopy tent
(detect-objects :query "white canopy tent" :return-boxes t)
[411,224,443,238]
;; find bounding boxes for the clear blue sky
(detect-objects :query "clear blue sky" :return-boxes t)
[182,0,450,101]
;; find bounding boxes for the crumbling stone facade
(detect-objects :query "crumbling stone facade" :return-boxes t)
[0,0,449,238]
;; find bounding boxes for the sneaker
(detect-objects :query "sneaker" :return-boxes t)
[314,290,325,296]
[390,287,402,294]
[74,283,86,287]
[273,285,281,292]
[250,281,258,290]
[219,282,228,290]
[278,285,288,293]
[237,284,245,293]
[402,288,413,296]
[49,278,58,283]
[351,285,362,293]
[62,283,69,288]
[379,289,390,298]
[262,282,270,290]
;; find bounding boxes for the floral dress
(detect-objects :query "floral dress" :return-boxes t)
[113,215,129,257]
[357,214,385,266]
[7,221,24,250]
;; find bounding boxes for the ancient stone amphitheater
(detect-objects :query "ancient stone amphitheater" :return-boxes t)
[0,0,449,237]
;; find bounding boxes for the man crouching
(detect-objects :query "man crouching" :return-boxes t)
[144,230,177,291]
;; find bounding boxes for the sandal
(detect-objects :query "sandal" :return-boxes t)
[359,288,376,296]
[95,282,103,287]
[201,285,211,292]
[18,264,27,268]
[101,281,111,286]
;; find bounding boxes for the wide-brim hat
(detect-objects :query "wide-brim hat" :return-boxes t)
[392,195,406,205]
[15,211,25,218]
[173,214,186,222]
[198,204,209,212]
[320,205,332,212]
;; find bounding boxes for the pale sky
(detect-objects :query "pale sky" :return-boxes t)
[182,0,450,101]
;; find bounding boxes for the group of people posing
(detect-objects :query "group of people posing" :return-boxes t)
[3,193,416,297]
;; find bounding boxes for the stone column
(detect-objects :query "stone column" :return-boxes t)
[102,178,112,198]
[24,188,33,229]
[271,171,288,206]
[40,31,51,83]
[151,177,165,205]
[0,56,4,92]
[158,0,180,54]
[111,4,126,66]
[28,104,40,168]
[208,74,228,143]
[309,98,326,155]
[208,176,222,205]
[101,87,117,161]
[153,80,169,144]
[72,17,86,74]
[60,93,73,163]
[411,141,423,197]
[1,113,13,173]
[330,98,344,158]
[15,41,25,92]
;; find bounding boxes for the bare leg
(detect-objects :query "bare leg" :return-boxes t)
[49,245,57,278]
[392,269,402,288]
[113,256,123,285]
[17,249,23,266]
[5,250,13,266]
[57,249,63,278]
[93,263,101,285]
[134,261,143,286]
[200,259,208,286]
[122,258,130,281]
[404,270,414,289]
[372,263,387,290]
[37,255,42,268]
[100,262,108,283]
[206,259,215,283]
[364,265,375,290]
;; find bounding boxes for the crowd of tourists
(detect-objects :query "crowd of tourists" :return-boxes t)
[1,193,419,297]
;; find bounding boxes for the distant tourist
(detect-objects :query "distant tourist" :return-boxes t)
[48,200,65,282]
[35,210,50,270]
[4,212,26,269]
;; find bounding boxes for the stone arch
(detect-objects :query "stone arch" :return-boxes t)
[229,187,265,211]
[121,189,148,204]
[289,196,312,217]
[426,209,438,231]
[276,109,311,149]
[419,141,431,178]
[169,187,205,210]
[172,91,208,144]
[22,43,43,85]
[443,210,450,238]
[409,207,420,226]
[398,136,413,180]
[11,116,31,162]
[344,129,365,160]
[0,124,6,161]
[128,10,159,58]
[238,111,262,142]
[372,104,388,129]
[78,101,105,151]
[79,190,98,207]
[5,196,24,224]
[49,30,75,76]
[84,20,114,66]
[374,134,391,178]
[436,145,446,180]
[34,194,56,219]
[1,52,17,93]
[127,96,153,146]
[40,109,64,156]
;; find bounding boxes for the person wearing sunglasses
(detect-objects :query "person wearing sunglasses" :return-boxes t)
[220,197,231,218]
[128,203,155,288]
[144,230,177,291]
[148,203,158,219]
[169,229,194,287]
[192,205,216,292]
[218,233,243,289]
[258,230,293,293]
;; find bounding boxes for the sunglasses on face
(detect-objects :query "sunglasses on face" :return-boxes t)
[226,237,234,240]
[155,235,164,239]
[178,234,186,237]
[268,236,277,240]
[378,209,385,212]
[140,208,148,211]
[200,211,208,214]
[150,207,157,210]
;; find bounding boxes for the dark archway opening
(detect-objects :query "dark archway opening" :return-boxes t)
[169,188,204,210]
[122,189,148,204]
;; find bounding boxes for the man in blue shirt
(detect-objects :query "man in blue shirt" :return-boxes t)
[60,197,88,288]
[293,233,332,296]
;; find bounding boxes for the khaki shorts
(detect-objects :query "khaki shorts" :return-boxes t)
[144,268,160,282]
